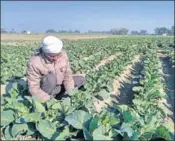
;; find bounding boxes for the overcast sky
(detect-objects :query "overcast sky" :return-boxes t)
[1,1,174,33]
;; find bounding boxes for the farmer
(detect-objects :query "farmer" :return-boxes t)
[26,36,85,102]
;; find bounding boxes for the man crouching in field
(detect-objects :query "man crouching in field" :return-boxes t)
[26,36,85,102]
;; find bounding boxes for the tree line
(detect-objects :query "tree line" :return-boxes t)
[1,25,174,35]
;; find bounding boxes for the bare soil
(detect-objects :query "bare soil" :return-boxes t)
[95,53,122,70]
[112,54,141,96]
[94,54,143,112]
[1,33,114,41]
[82,52,101,61]
[158,52,174,136]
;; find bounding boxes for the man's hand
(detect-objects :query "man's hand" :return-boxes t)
[41,94,51,103]
[51,85,62,97]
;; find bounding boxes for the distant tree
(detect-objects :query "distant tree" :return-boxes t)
[88,30,94,33]
[110,28,129,35]
[68,29,73,33]
[74,30,80,33]
[110,28,119,35]
[10,28,15,33]
[171,25,174,35]
[45,29,57,33]
[130,30,140,35]
[118,28,129,35]
[21,30,27,34]
[154,27,169,35]
[139,30,147,35]
[58,30,67,33]
[1,28,8,33]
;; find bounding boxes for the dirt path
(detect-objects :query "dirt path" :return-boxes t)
[82,52,101,61]
[157,52,174,137]
[112,54,141,96]
[94,53,122,70]
[1,34,114,41]
[158,53,174,117]
[94,54,143,112]
[76,53,122,75]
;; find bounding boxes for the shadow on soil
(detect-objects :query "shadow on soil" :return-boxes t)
[159,56,175,121]
[114,57,144,105]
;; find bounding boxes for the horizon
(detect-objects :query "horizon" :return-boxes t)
[1,1,174,34]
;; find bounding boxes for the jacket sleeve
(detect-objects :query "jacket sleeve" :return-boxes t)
[26,61,50,102]
[63,53,75,90]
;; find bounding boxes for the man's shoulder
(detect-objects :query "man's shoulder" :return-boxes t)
[27,54,42,66]
[61,50,68,58]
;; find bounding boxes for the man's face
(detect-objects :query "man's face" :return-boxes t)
[45,53,60,62]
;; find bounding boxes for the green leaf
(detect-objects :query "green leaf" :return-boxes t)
[16,113,41,123]
[24,96,33,104]
[123,111,133,123]
[1,96,6,105]
[26,123,36,135]
[12,100,30,114]
[83,116,99,140]
[109,116,120,126]
[65,110,91,129]
[139,132,153,140]
[9,89,18,99]
[130,131,141,140]
[45,98,57,109]
[89,116,100,132]
[83,126,93,140]
[36,119,58,139]
[1,110,15,126]
[32,97,45,113]
[152,125,172,140]
[51,102,62,110]
[132,86,144,93]
[93,134,112,140]
[4,125,14,140]
[120,123,134,137]
[96,89,110,100]
[92,125,112,140]
[55,126,71,140]
[11,123,28,137]
[61,97,71,106]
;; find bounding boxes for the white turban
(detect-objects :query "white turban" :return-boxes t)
[40,36,63,53]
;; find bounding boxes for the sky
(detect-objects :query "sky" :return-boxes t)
[1,1,174,33]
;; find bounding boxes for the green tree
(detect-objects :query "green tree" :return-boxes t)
[139,30,147,35]
[74,30,80,33]
[130,31,140,35]
[171,25,174,35]
[1,28,8,33]
[110,28,129,35]
[45,29,57,33]
[154,27,169,35]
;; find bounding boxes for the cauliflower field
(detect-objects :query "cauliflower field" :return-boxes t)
[1,36,174,140]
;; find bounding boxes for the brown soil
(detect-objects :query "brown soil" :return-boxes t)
[157,51,174,135]
[0,85,6,95]
[1,33,114,41]
[95,53,122,70]
[75,53,122,75]
[82,52,101,61]
[112,54,141,95]
[94,54,142,112]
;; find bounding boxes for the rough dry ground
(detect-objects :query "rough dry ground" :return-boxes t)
[94,53,120,70]
[157,52,175,135]
[82,52,101,61]
[94,54,142,113]
[112,54,141,96]
[94,52,123,71]
[1,34,114,41]
[75,52,122,75]
[0,85,6,95]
